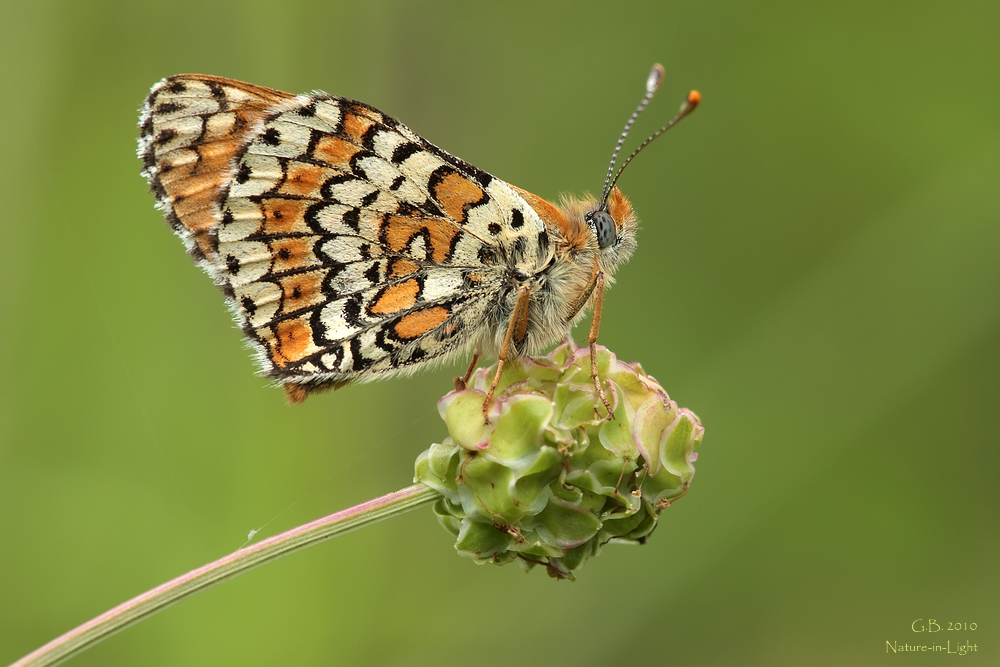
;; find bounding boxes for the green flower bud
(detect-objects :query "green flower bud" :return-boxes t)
[414,341,704,579]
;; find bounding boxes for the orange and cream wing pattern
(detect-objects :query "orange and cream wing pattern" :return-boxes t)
[140,75,554,400]
[139,75,295,263]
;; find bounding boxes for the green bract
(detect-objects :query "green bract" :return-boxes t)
[414,342,704,579]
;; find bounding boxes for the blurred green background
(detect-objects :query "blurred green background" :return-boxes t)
[2,1,998,664]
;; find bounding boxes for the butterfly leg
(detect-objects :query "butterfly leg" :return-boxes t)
[587,271,614,420]
[483,285,531,421]
[564,267,614,420]
[454,349,481,390]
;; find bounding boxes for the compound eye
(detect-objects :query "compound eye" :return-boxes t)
[586,209,617,249]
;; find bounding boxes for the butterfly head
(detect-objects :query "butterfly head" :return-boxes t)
[580,186,638,272]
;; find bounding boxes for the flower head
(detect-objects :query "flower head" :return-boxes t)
[415,341,704,579]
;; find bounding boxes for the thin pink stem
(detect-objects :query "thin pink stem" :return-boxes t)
[12,484,440,667]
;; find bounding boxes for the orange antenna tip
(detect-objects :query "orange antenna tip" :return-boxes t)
[678,90,701,116]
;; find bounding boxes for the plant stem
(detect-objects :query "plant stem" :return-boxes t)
[12,483,440,667]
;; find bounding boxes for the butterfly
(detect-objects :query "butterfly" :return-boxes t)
[138,65,698,419]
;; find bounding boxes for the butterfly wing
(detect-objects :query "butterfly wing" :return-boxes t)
[140,75,554,400]
[139,75,295,263]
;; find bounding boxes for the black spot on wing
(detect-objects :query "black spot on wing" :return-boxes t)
[154,128,177,147]
[363,261,381,284]
[511,209,524,229]
[343,207,361,232]
[154,102,182,115]
[240,295,257,316]
[391,142,421,165]
[208,82,229,111]
[261,127,281,146]
[344,295,362,326]
[235,163,252,185]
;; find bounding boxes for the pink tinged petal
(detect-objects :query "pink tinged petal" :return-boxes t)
[659,409,705,482]
[632,395,678,476]
[443,390,493,450]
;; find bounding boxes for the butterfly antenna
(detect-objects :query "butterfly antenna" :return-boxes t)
[599,63,665,207]
[603,88,701,203]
